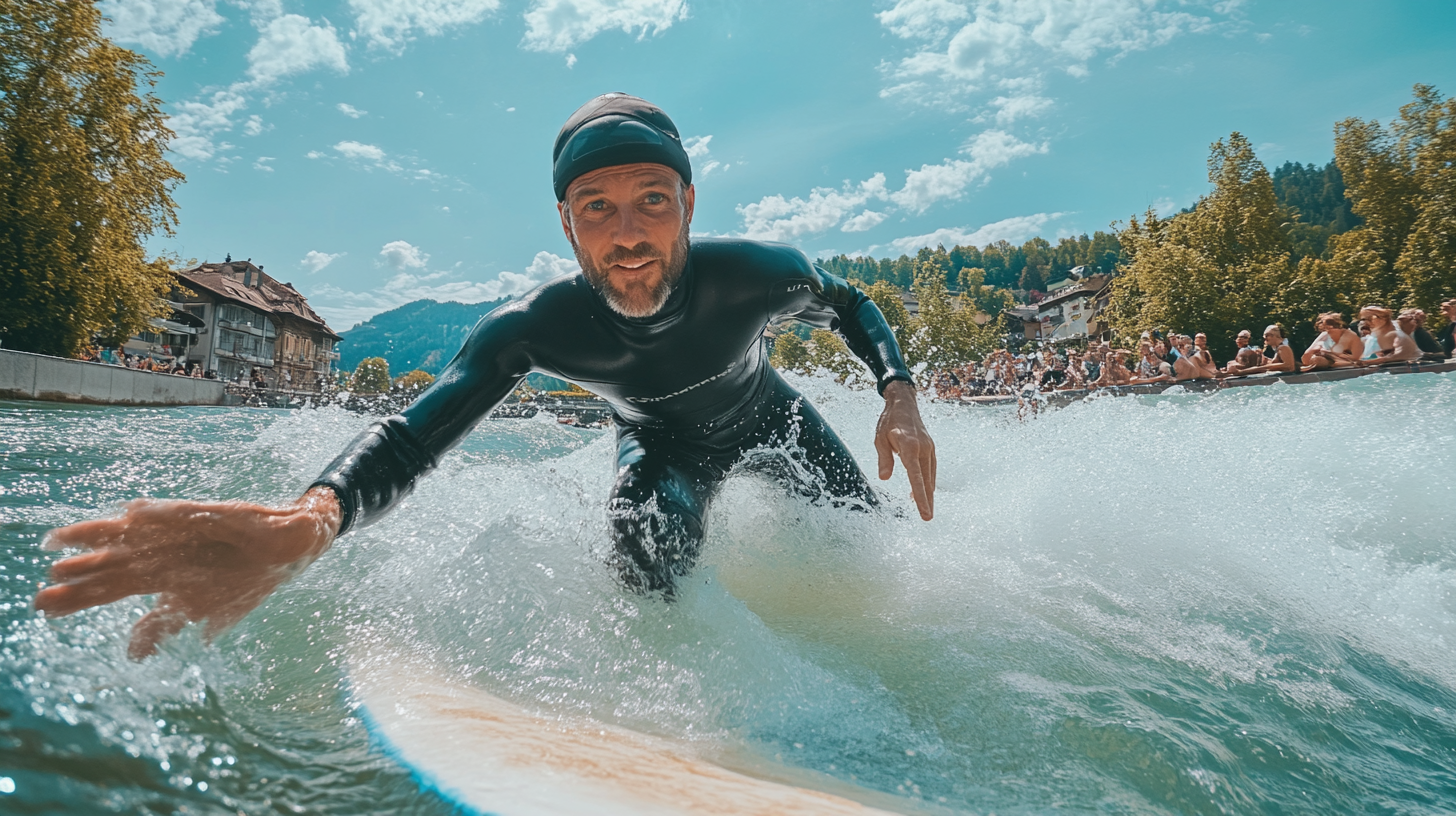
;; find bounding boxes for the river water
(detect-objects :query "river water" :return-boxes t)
[1,371,1454,815]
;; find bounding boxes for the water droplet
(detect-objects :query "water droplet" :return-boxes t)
[0,777,14,794]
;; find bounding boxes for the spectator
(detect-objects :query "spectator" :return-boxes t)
[1357,311,1421,366]
[1223,330,1264,375]
[1173,335,1217,380]
[1357,306,1396,360]
[1403,309,1447,361]
[1096,350,1133,386]
[1439,299,1456,358]
[1130,341,1173,384]
[1302,312,1362,371]
[1222,325,1297,377]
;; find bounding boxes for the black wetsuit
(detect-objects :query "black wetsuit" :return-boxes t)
[312,239,913,591]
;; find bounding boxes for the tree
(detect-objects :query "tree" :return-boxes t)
[768,331,810,371]
[861,280,913,354]
[1105,134,1296,358]
[393,369,435,394]
[908,261,1001,370]
[351,357,391,394]
[0,1,183,356]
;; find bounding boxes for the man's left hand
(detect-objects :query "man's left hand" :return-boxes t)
[874,379,937,520]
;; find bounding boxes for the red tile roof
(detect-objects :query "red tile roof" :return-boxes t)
[178,261,339,338]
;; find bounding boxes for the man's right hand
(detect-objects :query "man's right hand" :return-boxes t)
[33,487,342,660]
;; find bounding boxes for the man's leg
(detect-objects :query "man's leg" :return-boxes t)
[607,427,722,594]
[744,387,880,510]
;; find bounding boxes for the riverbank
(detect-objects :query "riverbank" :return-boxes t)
[953,359,1456,408]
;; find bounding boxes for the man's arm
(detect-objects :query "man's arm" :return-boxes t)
[775,258,935,519]
[35,304,535,658]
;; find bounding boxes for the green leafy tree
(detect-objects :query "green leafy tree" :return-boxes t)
[807,329,864,384]
[1106,134,1296,358]
[909,262,1002,370]
[351,357,391,394]
[768,331,810,371]
[0,1,183,355]
[393,369,435,394]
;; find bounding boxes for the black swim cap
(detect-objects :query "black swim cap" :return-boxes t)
[552,93,692,202]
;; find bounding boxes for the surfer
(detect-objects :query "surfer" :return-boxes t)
[33,93,937,659]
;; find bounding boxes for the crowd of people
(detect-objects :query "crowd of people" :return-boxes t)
[81,346,215,379]
[932,300,1456,400]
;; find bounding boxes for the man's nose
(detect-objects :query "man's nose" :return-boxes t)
[609,205,651,247]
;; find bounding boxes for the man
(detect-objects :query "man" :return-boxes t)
[1439,299,1456,358]
[1222,329,1262,375]
[33,94,937,660]
[1358,310,1422,365]
[1404,309,1449,361]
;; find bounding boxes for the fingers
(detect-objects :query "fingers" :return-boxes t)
[43,517,131,551]
[34,577,141,618]
[875,429,894,480]
[923,439,937,516]
[129,600,190,661]
[898,441,932,521]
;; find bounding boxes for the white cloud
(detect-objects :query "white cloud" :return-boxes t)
[889,129,1047,213]
[349,0,502,51]
[1153,196,1179,217]
[566,53,578,68]
[522,0,688,52]
[310,251,579,328]
[337,103,368,118]
[879,0,1232,105]
[302,250,344,273]
[246,14,349,86]
[877,0,970,40]
[168,89,248,161]
[990,93,1052,124]
[683,134,712,158]
[886,212,1064,254]
[253,156,275,172]
[242,114,270,136]
[842,210,889,233]
[306,150,327,159]
[99,0,224,57]
[334,140,388,162]
[379,240,430,270]
[737,174,889,243]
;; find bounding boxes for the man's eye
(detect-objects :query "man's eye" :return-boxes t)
[644,193,665,204]
[585,201,606,211]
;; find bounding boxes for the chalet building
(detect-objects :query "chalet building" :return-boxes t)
[1033,274,1112,342]
[165,259,340,389]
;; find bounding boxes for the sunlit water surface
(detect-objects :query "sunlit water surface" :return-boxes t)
[1,371,1454,815]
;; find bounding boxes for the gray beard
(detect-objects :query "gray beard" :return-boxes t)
[572,229,690,319]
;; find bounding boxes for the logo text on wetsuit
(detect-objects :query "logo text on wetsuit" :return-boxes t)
[625,362,737,403]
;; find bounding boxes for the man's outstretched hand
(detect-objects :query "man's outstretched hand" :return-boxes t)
[33,487,342,660]
[874,379,937,520]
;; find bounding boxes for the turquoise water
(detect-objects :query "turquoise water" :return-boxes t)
[2,371,1454,815]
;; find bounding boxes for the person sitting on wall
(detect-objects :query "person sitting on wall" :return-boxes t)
[1357,306,1397,360]
[1358,311,1423,366]
[1095,349,1133,387]
[1221,325,1297,377]
[1438,299,1456,358]
[1173,335,1218,380]
[1129,341,1174,385]
[1404,309,1448,361]
[1222,330,1264,375]
[1301,312,1362,371]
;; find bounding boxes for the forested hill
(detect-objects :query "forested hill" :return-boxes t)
[337,298,510,376]
[818,158,1357,295]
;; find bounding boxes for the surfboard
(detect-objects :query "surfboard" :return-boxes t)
[348,648,919,816]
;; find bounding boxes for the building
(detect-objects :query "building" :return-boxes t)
[166,259,340,389]
[1033,274,1112,342]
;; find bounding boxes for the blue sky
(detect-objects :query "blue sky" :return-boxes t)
[102,0,1456,329]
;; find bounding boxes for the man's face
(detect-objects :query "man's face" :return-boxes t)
[1236,332,1250,347]
[1397,315,1417,334]
[559,163,694,318]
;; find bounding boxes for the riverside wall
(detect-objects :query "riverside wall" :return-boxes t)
[0,349,225,406]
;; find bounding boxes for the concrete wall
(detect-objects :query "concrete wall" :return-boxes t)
[0,349,225,406]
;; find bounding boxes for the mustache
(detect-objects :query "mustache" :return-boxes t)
[600,243,664,267]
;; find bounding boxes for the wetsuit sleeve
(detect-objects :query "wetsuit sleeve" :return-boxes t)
[775,262,915,394]
[309,308,534,536]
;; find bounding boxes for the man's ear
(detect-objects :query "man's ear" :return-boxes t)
[558,201,573,243]
[683,183,695,227]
